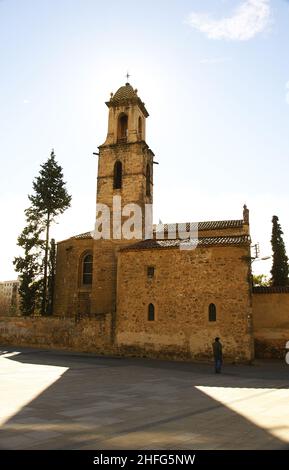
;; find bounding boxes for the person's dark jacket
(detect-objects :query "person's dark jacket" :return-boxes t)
[212,341,223,360]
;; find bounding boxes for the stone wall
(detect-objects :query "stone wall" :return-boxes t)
[0,314,114,355]
[253,287,289,358]
[116,245,254,363]
[54,237,93,317]
[54,236,146,318]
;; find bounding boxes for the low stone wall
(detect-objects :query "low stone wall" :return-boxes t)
[254,330,289,359]
[0,314,114,355]
[253,287,289,359]
[3,289,289,362]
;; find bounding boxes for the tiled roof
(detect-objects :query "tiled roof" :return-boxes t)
[73,220,243,240]
[111,83,137,103]
[74,232,93,240]
[153,220,243,233]
[108,83,149,117]
[253,286,289,294]
[120,235,250,252]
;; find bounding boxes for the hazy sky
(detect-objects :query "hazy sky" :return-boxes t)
[1,0,289,280]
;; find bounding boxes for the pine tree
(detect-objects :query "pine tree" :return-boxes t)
[270,215,289,286]
[14,150,71,316]
[28,150,71,314]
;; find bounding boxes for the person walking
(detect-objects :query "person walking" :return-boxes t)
[212,337,223,373]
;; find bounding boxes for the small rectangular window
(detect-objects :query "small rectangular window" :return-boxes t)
[148,303,155,321]
[209,303,217,322]
[147,266,155,278]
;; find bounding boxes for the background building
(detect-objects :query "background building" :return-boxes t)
[0,280,20,316]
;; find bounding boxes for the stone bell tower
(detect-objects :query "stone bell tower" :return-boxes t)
[96,82,154,239]
[91,82,154,315]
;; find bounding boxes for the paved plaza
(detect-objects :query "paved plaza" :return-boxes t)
[0,347,288,450]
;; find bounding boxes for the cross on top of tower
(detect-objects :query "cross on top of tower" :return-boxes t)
[126,71,131,84]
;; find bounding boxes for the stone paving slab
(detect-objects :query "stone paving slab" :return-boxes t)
[0,347,289,450]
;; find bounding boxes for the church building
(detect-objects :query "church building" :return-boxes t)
[54,82,254,362]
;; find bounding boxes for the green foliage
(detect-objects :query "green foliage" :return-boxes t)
[14,150,71,316]
[13,220,44,315]
[270,215,289,287]
[32,150,71,315]
[28,150,71,220]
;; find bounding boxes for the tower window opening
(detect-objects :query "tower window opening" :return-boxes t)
[117,114,128,142]
[113,161,122,190]
[138,117,143,140]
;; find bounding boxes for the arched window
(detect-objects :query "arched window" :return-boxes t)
[113,161,122,189]
[82,254,93,285]
[138,116,143,140]
[146,164,151,197]
[148,303,155,321]
[209,303,216,322]
[117,114,128,142]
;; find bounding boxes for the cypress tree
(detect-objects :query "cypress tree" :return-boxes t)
[270,215,289,286]
[13,216,44,315]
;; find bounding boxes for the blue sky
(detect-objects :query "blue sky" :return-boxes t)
[1,0,289,279]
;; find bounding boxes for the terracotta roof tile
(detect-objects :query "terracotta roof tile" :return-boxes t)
[120,235,250,252]
[72,219,245,243]
[74,232,93,240]
[153,220,243,234]
[253,286,289,294]
[111,83,137,102]
[107,83,149,117]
